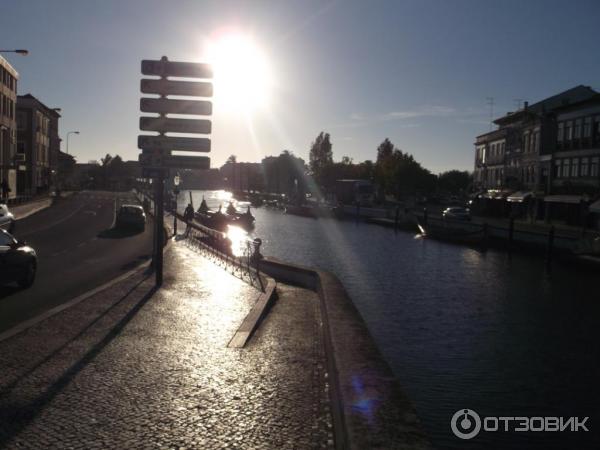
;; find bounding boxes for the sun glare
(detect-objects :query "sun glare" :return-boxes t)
[206,33,272,113]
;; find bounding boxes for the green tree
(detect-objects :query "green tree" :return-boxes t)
[309,132,333,187]
[437,170,472,193]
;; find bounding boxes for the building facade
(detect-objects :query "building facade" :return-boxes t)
[0,55,19,200]
[473,85,598,195]
[551,95,600,194]
[16,94,61,195]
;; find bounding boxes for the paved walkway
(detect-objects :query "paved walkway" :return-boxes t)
[10,198,53,221]
[0,243,333,449]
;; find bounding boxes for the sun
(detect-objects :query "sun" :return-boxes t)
[205,33,272,114]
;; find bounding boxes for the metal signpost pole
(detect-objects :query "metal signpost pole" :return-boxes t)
[154,174,164,285]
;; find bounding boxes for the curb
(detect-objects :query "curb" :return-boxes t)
[0,258,152,345]
[13,199,53,221]
[228,277,277,348]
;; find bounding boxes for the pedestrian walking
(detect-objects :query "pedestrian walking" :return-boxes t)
[183,203,195,236]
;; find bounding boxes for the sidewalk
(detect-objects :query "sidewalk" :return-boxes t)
[10,198,53,221]
[0,243,333,449]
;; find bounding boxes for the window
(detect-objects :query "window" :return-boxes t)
[557,122,564,142]
[591,157,599,178]
[583,117,592,138]
[574,119,582,139]
[571,158,579,177]
[565,121,573,140]
[501,142,505,154]
[554,160,561,178]
[563,158,570,178]
[531,132,538,153]
[581,157,589,177]
[595,116,600,142]
[523,133,530,153]
[17,112,26,130]
[17,142,25,154]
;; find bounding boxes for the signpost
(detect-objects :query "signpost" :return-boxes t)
[139,56,213,286]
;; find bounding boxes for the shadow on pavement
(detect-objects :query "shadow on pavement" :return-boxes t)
[97,226,144,239]
[0,272,157,447]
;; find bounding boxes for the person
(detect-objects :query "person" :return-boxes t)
[183,203,195,235]
[1,179,10,203]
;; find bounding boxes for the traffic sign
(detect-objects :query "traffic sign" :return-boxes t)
[141,167,167,178]
[137,135,211,152]
[162,155,210,170]
[140,117,211,134]
[141,79,213,97]
[139,149,168,167]
[140,98,212,115]
[141,60,212,79]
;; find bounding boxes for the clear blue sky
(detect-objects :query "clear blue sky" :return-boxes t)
[2,0,599,173]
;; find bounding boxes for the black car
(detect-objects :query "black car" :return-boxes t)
[0,229,37,288]
[115,204,146,231]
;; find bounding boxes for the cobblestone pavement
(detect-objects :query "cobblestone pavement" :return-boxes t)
[0,243,333,449]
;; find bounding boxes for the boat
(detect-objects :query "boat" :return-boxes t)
[195,204,228,231]
[417,220,486,246]
[226,202,255,230]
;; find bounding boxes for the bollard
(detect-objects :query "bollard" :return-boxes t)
[423,207,428,226]
[252,238,263,261]
[508,217,514,249]
[546,225,555,263]
[394,206,400,231]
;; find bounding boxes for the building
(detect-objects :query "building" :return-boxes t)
[473,85,598,194]
[16,94,61,195]
[0,55,19,199]
[551,94,600,195]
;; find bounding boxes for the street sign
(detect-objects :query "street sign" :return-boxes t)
[140,79,213,97]
[137,135,211,152]
[162,155,210,170]
[139,149,168,167]
[140,98,212,115]
[140,117,212,134]
[141,60,212,79]
[141,167,167,178]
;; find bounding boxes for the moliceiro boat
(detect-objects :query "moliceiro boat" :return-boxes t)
[194,198,255,232]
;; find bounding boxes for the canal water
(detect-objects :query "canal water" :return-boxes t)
[181,190,599,449]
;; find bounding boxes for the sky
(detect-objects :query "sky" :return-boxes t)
[1,0,600,173]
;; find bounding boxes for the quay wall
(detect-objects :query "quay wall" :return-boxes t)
[259,257,432,450]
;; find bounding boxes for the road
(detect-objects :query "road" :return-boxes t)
[0,191,154,334]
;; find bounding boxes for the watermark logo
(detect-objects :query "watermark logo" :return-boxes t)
[451,409,482,440]
[451,409,589,440]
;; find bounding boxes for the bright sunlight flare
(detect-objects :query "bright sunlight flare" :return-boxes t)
[206,33,272,113]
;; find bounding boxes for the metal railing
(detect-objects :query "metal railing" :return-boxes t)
[176,212,266,292]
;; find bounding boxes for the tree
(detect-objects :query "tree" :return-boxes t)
[309,132,333,187]
[437,170,472,193]
[226,154,237,164]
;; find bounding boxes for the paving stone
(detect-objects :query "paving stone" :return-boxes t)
[0,243,334,449]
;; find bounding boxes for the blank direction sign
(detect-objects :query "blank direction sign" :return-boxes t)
[141,79,213,97]
[140,98,212,115]
[141,60,213,79]
[138,135,211,152]
[140,117,212,134]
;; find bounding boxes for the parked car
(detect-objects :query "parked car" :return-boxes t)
[0,203,15,233]
[115,204,146,231]
[0,229,37,288]
[442,207,471,221]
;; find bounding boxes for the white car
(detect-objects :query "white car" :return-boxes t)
[0,204,15,233]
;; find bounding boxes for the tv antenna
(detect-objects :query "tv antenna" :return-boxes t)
[486,97,495,131]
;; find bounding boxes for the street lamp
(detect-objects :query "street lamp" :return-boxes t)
[0,49,29,55]
[173,173,181,234]
[66,131,80,155]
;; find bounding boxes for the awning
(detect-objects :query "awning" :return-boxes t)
[589,199,600,213]
[506,191,533,203]
[543,195,584,204]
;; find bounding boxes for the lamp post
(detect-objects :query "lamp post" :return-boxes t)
[66,131,79,155]
[173,173,181,235]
